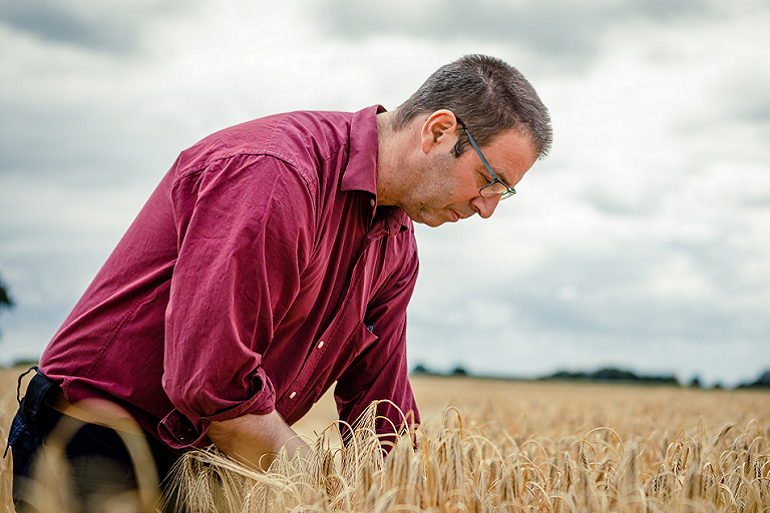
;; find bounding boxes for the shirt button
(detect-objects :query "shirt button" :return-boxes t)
[370,198,375,207]
[317,341,324,348]
[289,391,297,399]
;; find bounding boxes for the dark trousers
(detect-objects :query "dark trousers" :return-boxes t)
[6,369,181,513]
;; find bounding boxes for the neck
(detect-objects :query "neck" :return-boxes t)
[375,111,415,208]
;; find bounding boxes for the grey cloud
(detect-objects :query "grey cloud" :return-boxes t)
[679,72,770,135]
[0,0,194,54]
[745,196,770,208]
[0,0,137,52]
[0,106,116,173]
[727,94,770,125]
[456,235,770,347]
[313,0,717,71]
[0,101,189,189]
[581,190,660,217]
[0,250,106,362]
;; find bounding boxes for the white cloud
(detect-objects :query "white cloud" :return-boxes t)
[406,2,770,385]
[1,0,768,387]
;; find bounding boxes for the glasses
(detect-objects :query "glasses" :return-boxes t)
[457,119,516,200]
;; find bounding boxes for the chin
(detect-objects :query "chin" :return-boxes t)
[405,205,452,227]
[426,214,452,227]
[411,216,446,228]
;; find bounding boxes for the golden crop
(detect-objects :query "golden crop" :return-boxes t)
[2,370,769,512]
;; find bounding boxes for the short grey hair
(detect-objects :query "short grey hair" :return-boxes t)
[391,54,552,159]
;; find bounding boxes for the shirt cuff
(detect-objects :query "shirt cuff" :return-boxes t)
[158,368,276,449]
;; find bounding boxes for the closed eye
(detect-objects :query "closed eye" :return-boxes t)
[479,168,493,185]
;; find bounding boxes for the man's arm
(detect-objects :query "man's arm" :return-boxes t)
[207,410,309,470]
[160,154,316,450]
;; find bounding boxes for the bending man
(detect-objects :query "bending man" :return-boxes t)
[8,54,552,508]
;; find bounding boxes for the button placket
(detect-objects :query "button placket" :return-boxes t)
[279,220,388,417]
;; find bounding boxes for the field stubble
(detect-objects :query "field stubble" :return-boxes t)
[1,370,769,512]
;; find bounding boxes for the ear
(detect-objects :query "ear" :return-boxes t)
[420,110,458,154]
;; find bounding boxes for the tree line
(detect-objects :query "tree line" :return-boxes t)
[411,363,770,390]
[0,272,13,342]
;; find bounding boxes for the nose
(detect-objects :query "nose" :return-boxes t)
[471,194,501,219]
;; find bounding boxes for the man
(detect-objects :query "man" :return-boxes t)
[8,54,551,507]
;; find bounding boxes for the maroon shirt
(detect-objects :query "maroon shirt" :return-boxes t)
[40,106,420,450]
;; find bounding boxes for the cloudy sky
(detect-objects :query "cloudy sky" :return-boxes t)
[1,0,768,387]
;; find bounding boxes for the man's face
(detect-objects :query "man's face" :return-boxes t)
[401,128,538,227]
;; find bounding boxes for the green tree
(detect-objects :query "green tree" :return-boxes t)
[0,272,13,339]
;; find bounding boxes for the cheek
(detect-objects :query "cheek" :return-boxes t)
[458,171,484,199]
[423,166,454,199]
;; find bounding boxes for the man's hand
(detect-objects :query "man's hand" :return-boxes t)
[207,410,309,470]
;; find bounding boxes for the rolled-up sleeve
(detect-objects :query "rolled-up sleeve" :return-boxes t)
[334,236,420,443]
[159,154,314,449]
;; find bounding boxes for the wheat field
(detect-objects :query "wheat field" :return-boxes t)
[1,367,769,512]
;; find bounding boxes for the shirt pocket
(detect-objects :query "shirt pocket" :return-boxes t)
[340,320,379,368]
[312,320,380,389]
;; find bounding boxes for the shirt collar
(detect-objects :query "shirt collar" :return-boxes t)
[341,104,385,195]
[343,105,411,235]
